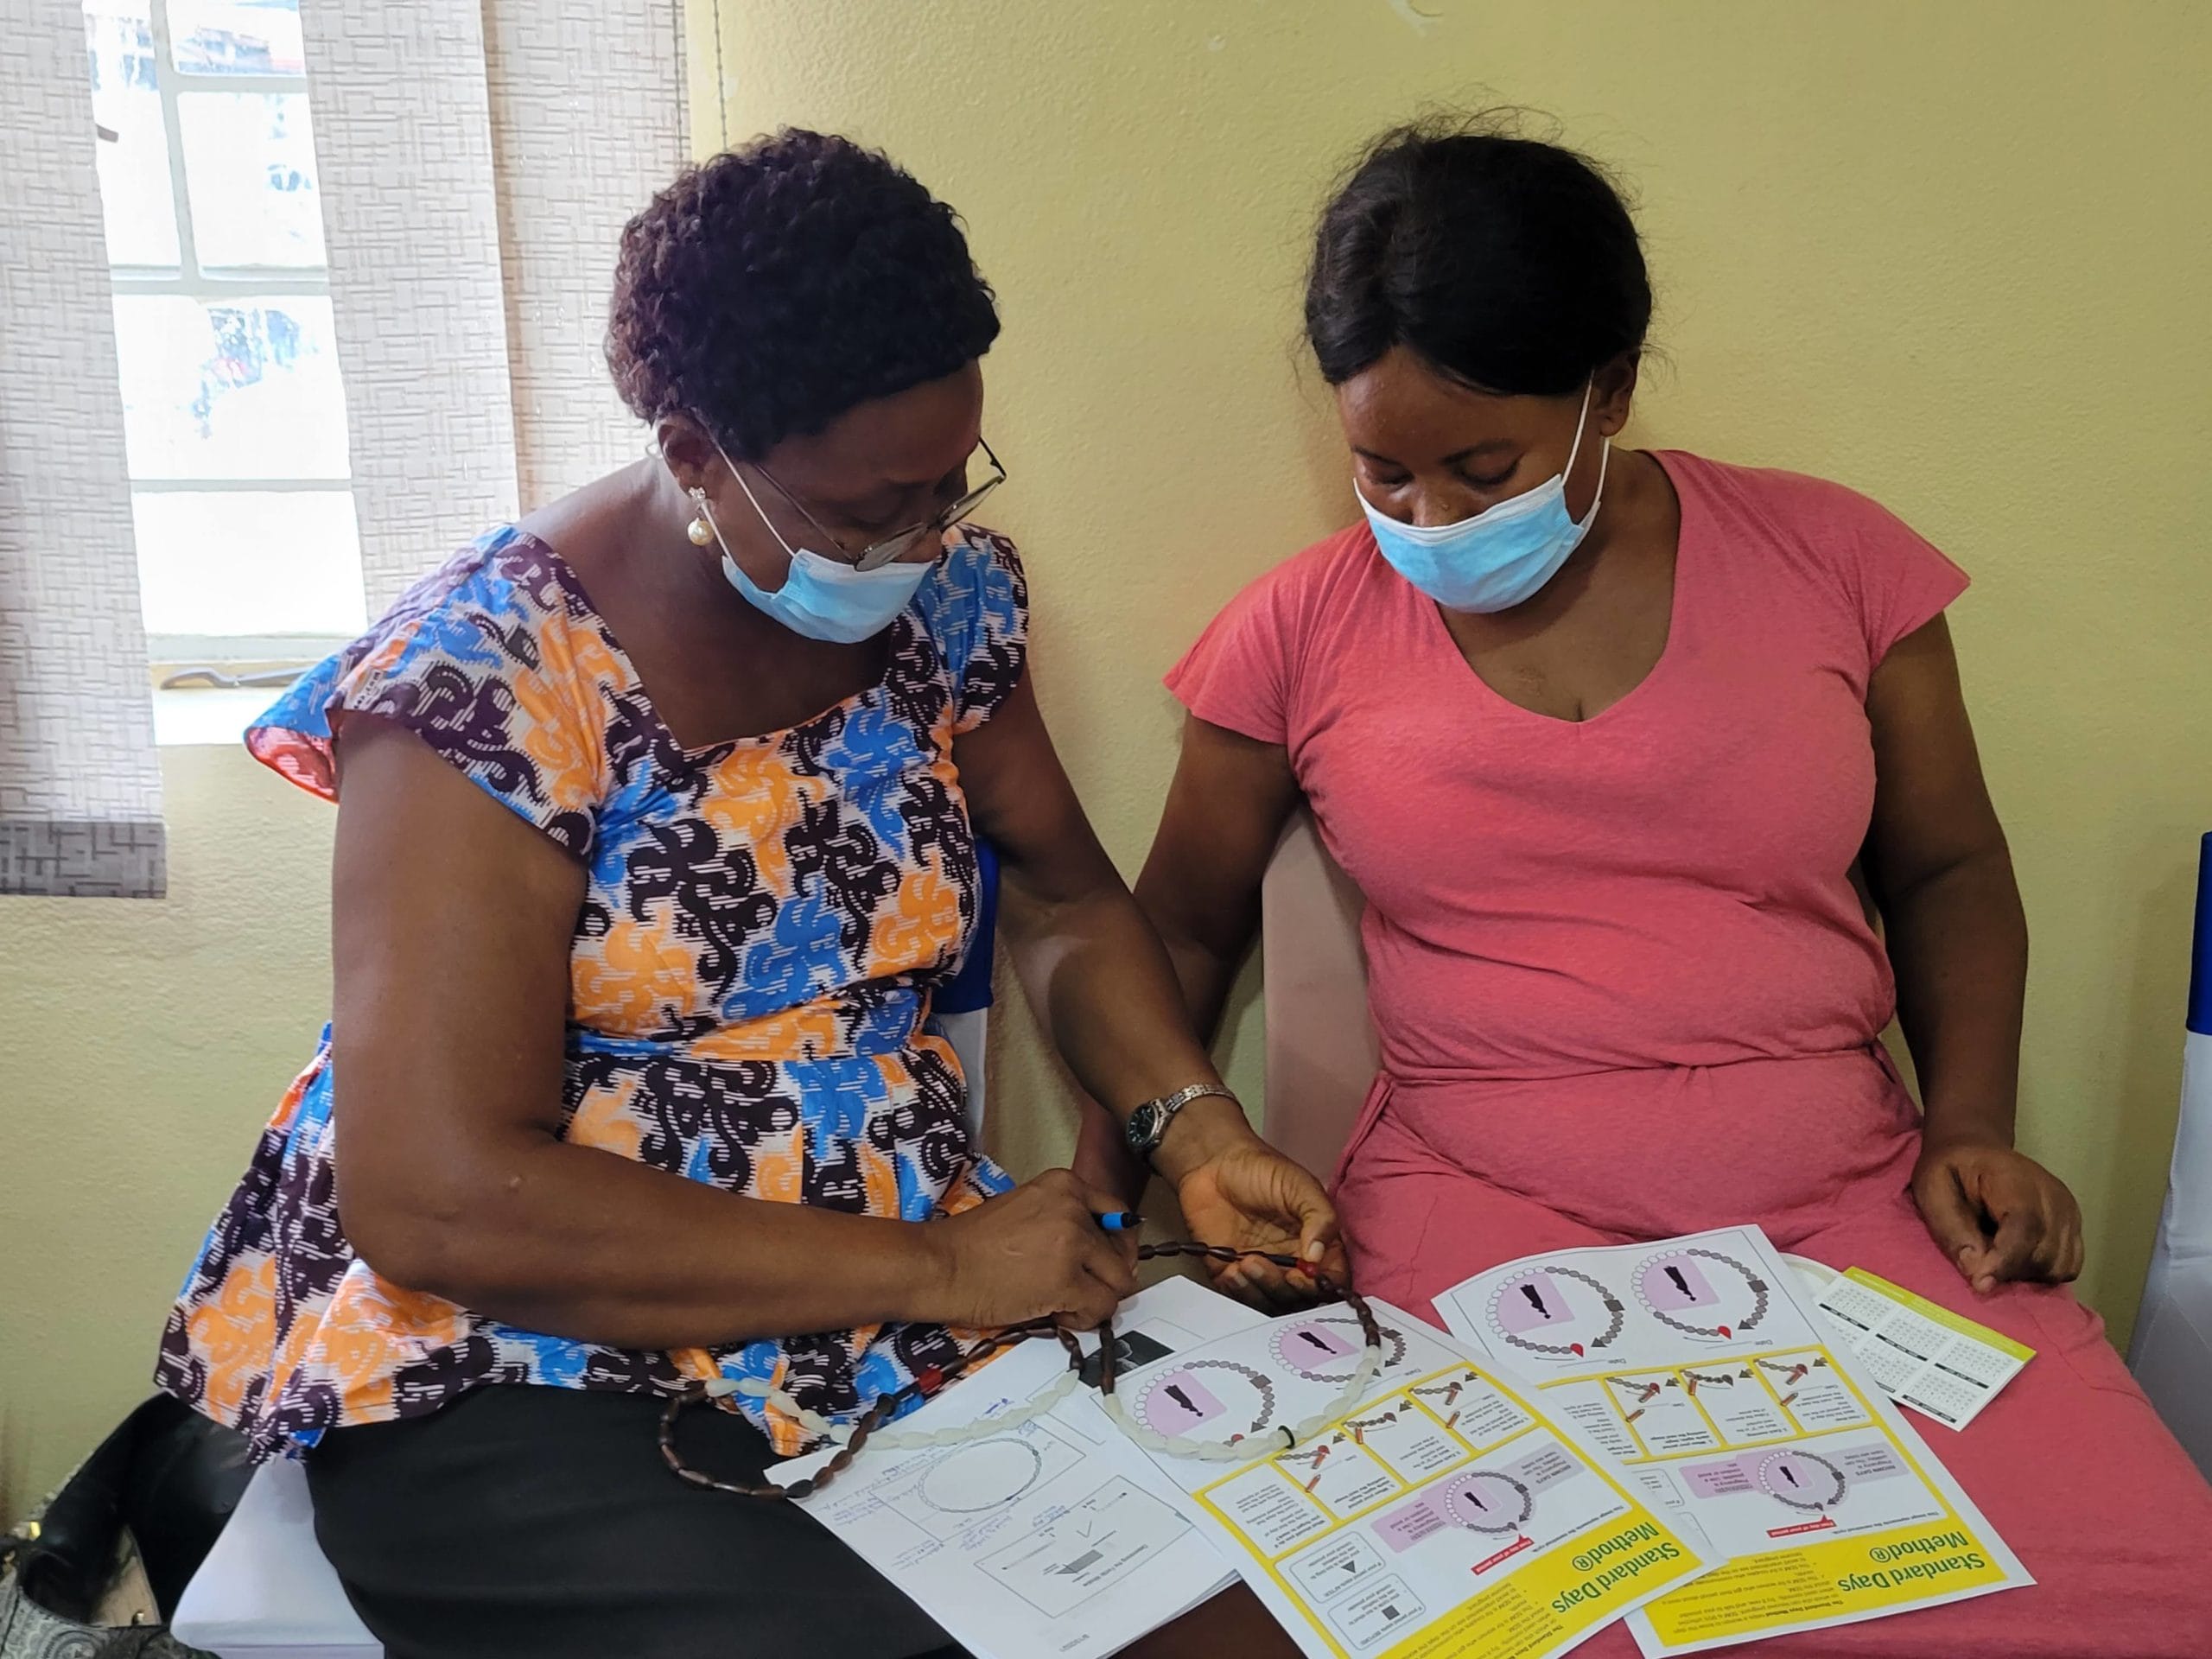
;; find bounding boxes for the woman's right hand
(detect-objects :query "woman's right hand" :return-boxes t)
[923,1168,1138,1331]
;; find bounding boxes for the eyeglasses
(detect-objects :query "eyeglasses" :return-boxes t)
[750,437,1007,573]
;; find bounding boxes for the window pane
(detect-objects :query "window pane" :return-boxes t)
[113,295,351,480]
[82,0,181,265]
[168,0,305,77]
[178,92,325,266]
[133,490,365,637]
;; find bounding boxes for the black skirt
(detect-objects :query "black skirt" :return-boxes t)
[307,1385,962,1659]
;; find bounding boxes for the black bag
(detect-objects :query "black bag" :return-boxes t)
[1,1395,251,1658]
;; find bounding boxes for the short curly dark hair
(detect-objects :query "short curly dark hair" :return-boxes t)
[607,130,1001,461]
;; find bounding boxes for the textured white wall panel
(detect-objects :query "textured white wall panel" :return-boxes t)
[301,0,520,609]
[485,0,687,510]
[0,3,165,896]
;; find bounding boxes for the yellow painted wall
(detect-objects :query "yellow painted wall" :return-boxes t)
[3,0,2207,1524]
[2,748,335,1522]
[694,0,2211,1322]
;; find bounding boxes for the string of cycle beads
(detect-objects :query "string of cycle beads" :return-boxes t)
[658,1242,1385,1501]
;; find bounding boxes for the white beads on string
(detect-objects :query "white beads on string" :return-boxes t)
[709,1367,1084,1452]
[1096,1344,1384,1462]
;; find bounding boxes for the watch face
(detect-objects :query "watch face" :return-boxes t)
[1126,1103,1158,1150]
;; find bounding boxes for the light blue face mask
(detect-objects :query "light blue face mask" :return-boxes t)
[1355,383,1610,614]
[701,440,932,645]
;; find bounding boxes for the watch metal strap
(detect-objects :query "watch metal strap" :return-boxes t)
[1128,1082,1239,1156]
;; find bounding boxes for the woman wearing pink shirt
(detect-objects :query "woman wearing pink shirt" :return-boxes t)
[1118,119,2212,1654]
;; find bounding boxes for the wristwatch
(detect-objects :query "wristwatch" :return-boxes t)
[1123,1083,1240,1159]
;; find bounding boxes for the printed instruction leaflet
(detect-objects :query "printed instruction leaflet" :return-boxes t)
[1112,1294,1709,1659]
[1430,1224,2031,1656]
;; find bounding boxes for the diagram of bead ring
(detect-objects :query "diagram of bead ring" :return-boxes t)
[1439,1469,1535,1534]
[1632,1247,1772,1340]
[916,1438,1048,1514]
[1754,1448,1847,1514]
[1135,1360,1276,1441]
[1486,1266,1626,1358]
[1270,1315,1408,1381]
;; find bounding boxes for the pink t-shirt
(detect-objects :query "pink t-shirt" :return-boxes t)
[1166,450,1968,1088]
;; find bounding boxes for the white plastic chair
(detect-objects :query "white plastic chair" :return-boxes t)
[2129,832,2212,1478]
[172,1455,377,1659]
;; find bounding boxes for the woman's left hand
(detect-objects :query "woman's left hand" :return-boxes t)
[1173,1132,1351,1310]
[1910,1136,2084,1294]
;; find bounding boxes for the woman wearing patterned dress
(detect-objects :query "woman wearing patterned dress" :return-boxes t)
[157,131,1327,1657]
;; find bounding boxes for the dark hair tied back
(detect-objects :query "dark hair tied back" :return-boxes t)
[1306,114,1650,397]
[607,130,1001,461]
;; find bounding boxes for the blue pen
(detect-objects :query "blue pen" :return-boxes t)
[1096,1211,1143,1233]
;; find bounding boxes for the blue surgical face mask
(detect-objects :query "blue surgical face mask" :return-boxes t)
[702,439,932,644]
[1355,383,1610,614]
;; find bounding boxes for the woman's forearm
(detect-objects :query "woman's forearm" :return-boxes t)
[1154,928,1246,1049]
[958,684,1285,1192]
[1002,881,1258,1182]
[1063,897,1248,1206]
[345,1129,952,1349]
[1882,845,2028,1149]
[1004,879,1220,1108]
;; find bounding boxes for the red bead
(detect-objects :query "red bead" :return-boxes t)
[916,1365,946,1396]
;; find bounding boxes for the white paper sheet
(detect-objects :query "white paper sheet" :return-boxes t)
[767,1279,1246,1659]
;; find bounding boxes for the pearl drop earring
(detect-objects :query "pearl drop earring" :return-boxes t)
[687,486,715,547]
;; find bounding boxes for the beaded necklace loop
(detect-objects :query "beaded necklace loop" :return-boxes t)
[659,1242,1383,1500]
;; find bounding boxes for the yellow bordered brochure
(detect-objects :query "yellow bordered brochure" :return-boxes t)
[1429,1225,2031,1655]
[1116,1299,1709,1658]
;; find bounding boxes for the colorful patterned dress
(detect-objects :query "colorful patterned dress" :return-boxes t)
[156,524,1025,1459]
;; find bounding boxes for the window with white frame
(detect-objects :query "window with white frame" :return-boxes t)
[82,0,365,692]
